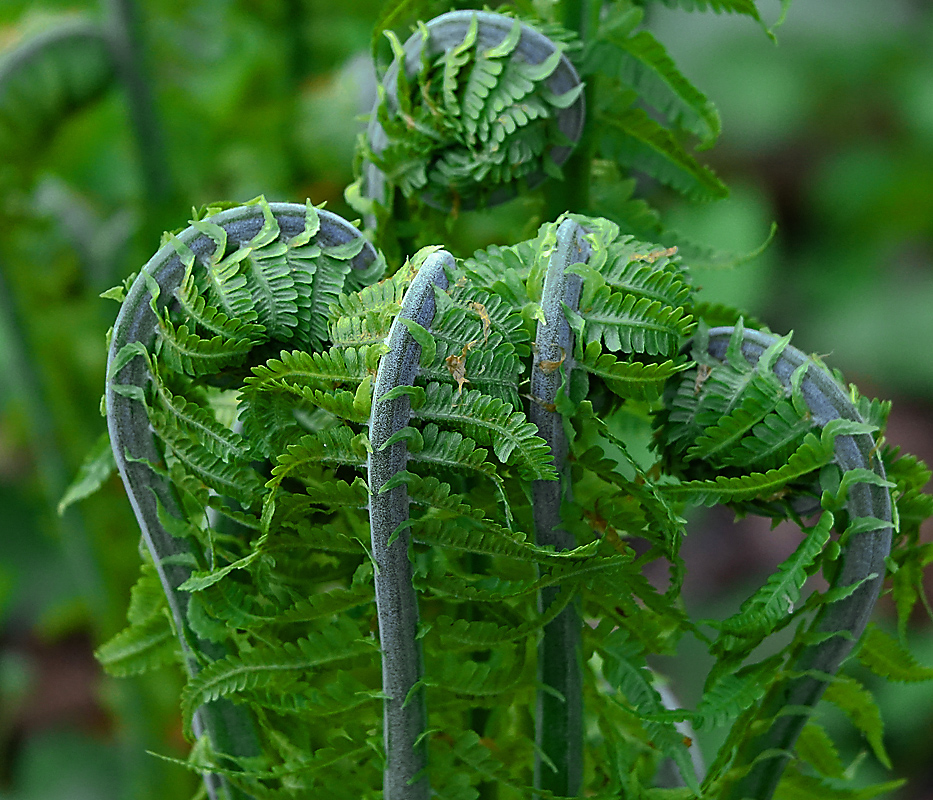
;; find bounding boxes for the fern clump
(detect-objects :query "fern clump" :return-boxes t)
[363,10,585,211]
[90,194,932,800]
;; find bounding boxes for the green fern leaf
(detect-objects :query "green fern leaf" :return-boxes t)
[150,378,249,462]
[568,285,694,357]
[58,431,116,514]
[158,427,265,507]
[577,341,689,402]
[406,474,598,564]
[172,264,266,343]
[267,427,371,498]
[822,674,891,769]
[247,344,384,392]
[664,429,836,506]
[598,105,728,201]
[710,512,833,640]
[414,383,556,479]
[608,29,720,145]
[724,398,818,470]
[684,372,786,463]
[430,585,574,649]
[154,315,255,378]
[441,13,478,116]
[95,612,177,677]
[795,721,845,779]
[431,643,525,697]
[772,764,905,800]
[691,663,771,729]
[180,619,377,735]
[857,625,933,682]
[279,585,374,624]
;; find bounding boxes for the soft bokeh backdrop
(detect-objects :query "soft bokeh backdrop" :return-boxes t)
[0,0,930,797]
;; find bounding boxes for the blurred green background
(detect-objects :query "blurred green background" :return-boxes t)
[0,0,930,797]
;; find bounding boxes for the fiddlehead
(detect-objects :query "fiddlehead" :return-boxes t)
[358,10,585,223]
[657,322,893,799]
[105,198,381,798]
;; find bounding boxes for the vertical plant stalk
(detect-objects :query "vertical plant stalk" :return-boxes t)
[530,218,590,797]
[703,327,893,800]
[369,251,453,800]
[101,0,173,206]
[106,202,378,800]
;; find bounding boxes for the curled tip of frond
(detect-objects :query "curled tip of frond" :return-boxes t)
[364,10,585,212]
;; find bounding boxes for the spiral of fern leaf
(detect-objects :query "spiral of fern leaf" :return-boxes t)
[657,323,893,800]
[362,10,585,215]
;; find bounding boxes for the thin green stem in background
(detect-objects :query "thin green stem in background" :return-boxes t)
[101,0,173,210]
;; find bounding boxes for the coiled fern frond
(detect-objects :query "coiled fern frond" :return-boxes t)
[361,10,585,214]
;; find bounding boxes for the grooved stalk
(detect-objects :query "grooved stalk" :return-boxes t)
[705,327,892,800]
[369,251,453,800]
[530,219,590,797]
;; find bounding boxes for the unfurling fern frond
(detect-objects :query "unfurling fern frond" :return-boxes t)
[657,324,894,800]
[104,200,381,793]
[360,10,585,213]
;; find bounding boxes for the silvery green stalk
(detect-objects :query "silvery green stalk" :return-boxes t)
[368,251,453,800]
[530,218,589,797]
[704,327,892,800]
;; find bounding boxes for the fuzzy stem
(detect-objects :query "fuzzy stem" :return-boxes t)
[106,203,379,800]
[704,327,892,800]
[369,251,453,800]
[530,219,590,797]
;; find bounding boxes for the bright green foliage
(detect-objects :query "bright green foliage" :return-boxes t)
[94,191,933,799]
[98,208,730,796]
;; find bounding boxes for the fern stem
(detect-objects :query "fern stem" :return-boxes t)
[703,327,892,800]
[369,250,453,800]
[106,202,379,800]
[530,218,590,797]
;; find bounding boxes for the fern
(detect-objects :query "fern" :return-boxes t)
[94,105,931,800]
[361,10,585,213]
[597,104,728,202]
